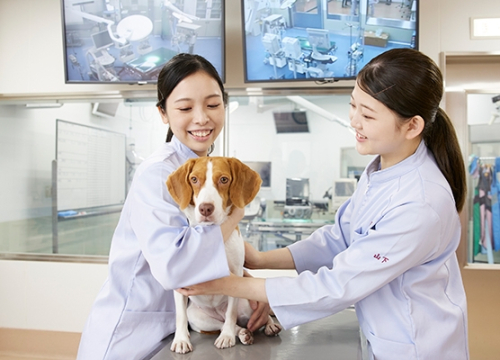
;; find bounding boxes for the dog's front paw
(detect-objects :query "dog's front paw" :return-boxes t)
[214,332,236,349]
[264,322,282,336]
[238,328,254,345]
[170,337,193,354]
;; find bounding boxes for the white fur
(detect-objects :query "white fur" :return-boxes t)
[170,160,281,354]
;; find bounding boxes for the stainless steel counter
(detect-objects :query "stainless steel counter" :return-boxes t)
[143,308,364,360]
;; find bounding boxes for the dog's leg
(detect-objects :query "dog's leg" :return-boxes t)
[214,296,253,348]
[170,291,193,354]
[238,299,282,337]
[263,315,283,336]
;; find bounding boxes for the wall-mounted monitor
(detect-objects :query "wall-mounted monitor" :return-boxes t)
[273,110,309,133]
[240,0,418,84]
[244,161,272,188]
[61,0,225,84]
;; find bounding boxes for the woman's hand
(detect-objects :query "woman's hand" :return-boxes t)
[247,300,272,332]
[220,207,245,242]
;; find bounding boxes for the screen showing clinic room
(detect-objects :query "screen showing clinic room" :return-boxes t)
[61,0,224,84]
[241,0,418,83]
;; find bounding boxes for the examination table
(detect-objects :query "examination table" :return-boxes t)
[143,308,366,360]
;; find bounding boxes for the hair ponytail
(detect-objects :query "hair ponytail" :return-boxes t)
[166,127,173,142]
[357,48,467,212]
[422,108,466,212]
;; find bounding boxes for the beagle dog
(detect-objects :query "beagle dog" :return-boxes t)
[166,157,282,354]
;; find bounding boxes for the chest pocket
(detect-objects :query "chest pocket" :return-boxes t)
[352,214,382,242]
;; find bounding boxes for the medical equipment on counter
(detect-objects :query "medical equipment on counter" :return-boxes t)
[262,33,286,79]
[284,178,313,219]
[304,28,337,78]
[329,178,358,213]
[172,22,201,54]
[86,30,118,82]
[262,14,286,37]
[282,37,306,77]
[344,22,363,77]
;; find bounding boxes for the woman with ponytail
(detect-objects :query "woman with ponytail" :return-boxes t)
[181,49,469,360]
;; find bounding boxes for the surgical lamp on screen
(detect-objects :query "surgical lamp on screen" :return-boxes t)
[66,6,127,45]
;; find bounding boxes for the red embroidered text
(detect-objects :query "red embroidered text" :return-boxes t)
[374,254,389,263]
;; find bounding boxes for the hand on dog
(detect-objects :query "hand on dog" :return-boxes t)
[177,275,272,333]
[220,207,245,243]
[247,300,272,332]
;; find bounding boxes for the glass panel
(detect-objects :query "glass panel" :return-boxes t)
[327,0,360,17]
[295,0,319,14]
[365,0,416,22]
[467,93,500,265]
[0,101,166,257]
[226,93,372,251]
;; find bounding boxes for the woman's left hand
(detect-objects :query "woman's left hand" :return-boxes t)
[247,300,272,332]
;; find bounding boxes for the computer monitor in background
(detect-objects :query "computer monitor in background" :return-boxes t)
[91,30,114,50]
[330,178,358,213]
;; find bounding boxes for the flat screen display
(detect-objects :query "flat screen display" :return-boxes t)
[61,0,224,84]
[241,0,418,83]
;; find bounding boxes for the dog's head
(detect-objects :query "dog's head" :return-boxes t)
[167,157,262,225]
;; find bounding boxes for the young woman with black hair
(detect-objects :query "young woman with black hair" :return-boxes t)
[77,54,268,360]
[180,48,469,360]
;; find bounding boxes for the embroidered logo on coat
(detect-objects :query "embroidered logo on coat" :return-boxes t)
[374,254,389,263]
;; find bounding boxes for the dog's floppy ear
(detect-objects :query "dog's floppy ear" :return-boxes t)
[228,158,262,208]
[167,158,196,209]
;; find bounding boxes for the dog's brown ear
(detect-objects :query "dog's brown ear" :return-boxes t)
[228,158,262,208]
[167,158,196,209]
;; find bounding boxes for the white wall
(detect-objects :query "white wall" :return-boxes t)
[1,0,500,334]
[0,260,107,332]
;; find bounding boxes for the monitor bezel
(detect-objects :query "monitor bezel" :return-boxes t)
[60,0,226,85]
[239,0,419,84]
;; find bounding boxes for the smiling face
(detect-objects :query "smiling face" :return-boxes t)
[159,71,225,157]
[349,82,423,169]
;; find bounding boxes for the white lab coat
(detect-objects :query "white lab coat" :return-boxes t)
[77,137,230,360]
[266,141,469,360]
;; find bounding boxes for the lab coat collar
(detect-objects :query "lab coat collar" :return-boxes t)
[171,135,201,160]
[366,140,428,183]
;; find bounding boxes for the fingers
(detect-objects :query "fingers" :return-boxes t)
[247,301,271,332]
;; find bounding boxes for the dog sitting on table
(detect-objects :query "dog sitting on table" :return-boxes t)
[166,156,282,354]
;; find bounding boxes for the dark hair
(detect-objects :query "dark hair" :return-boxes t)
[356,48,466,212]
[156,53,228,143]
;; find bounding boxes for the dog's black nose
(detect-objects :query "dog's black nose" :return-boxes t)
[199,203,214,217]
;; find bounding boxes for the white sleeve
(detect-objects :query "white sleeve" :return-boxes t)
[288,198,352,274]
[127,162,230,290]
[266,202,443,330]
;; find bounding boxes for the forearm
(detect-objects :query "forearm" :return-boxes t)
[222,276,269,303]
[178,274,269,304]
[258,247,296,270]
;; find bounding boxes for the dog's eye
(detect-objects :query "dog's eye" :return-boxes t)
[190,176,198,184]
[220,176,229,184]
